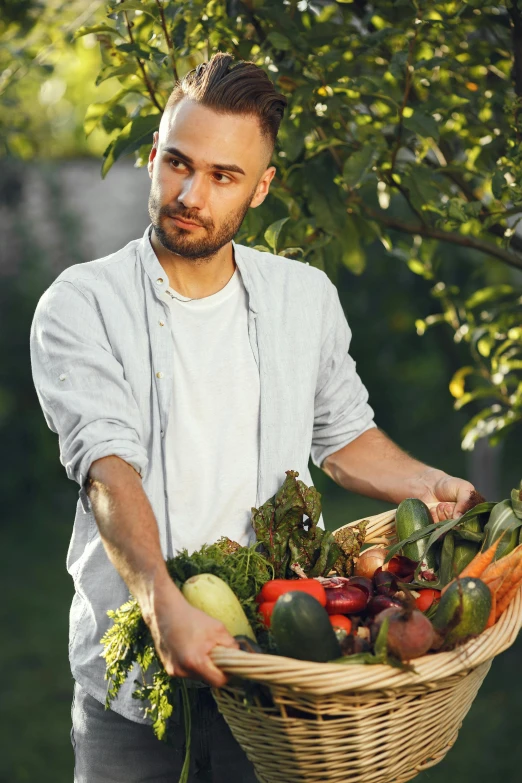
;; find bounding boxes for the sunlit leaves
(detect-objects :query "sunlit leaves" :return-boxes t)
[102,112,160,177]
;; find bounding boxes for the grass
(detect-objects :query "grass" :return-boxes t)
[2,484,521,782]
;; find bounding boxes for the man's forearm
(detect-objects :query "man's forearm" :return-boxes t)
[322,427,446,504]
[86,455,181,624]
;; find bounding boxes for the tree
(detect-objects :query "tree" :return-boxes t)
[3,0,522,450]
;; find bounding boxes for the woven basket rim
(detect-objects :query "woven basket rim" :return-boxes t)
[211,504,522,694]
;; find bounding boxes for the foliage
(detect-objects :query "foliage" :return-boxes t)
[3,0,522,449]
[251,469,366,577]
[100,537,273,746]
[0,0,120,158]
[74,0,522,449]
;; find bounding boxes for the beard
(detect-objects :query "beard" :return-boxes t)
[148,187,255,261]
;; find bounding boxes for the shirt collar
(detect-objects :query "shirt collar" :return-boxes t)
[137,224,258,314]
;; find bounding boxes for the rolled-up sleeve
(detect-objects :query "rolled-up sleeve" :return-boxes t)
[311,278,377,469]
[30,280,148,511]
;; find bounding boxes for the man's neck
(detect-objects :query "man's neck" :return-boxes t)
[150,228,236,299]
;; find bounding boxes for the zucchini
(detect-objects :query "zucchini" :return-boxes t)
[395,498,437,571]
[483,499,520,559]
[182,573,256,641]
[271,591,341,662]
[432,577,491,648]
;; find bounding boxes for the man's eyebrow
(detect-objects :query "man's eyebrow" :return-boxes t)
[163,146,246,176]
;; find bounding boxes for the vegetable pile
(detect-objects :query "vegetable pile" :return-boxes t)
[101,474,522,779]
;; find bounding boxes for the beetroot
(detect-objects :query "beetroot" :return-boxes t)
[373,606,434,661]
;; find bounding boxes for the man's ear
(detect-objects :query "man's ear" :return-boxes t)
[147,132,159,178]
[250,166,277,209]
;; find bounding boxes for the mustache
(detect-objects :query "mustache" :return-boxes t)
[161,206,210,229]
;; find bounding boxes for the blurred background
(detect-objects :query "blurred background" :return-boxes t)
[1,1,522,781]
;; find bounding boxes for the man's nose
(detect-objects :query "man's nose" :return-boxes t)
[178,172,207,210]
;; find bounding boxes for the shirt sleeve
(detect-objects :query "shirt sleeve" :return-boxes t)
[311,277,377,469]
[30,280,149,512]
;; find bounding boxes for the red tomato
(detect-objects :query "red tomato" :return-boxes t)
[257,601,276,628]
[415,588,441,612]
[257,579,327,607]
[328,615,352,634]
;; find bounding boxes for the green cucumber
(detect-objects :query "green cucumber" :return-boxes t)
[271,592,341,662]
[395,498,437,572]
[432,577,491,648]
[483,499,520,559]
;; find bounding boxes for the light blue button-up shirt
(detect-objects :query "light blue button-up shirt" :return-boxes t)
[30,225,376,722]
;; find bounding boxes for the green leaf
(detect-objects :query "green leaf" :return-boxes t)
[74,24,120,39]
[403,110,440,141]
[95,62,138,86]
[491,170,505,200]
[264,218,290,252]
[454,388,504,411]
[102,113,160,178]
[109,0,158,16]
[267,31,292,50]
[343,146,378,188]
[465,285,515,310]
[84,89,139,136]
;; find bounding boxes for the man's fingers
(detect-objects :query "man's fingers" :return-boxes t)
[431,502,457,523]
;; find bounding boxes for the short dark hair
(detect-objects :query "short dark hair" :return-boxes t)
[165,52,287,155]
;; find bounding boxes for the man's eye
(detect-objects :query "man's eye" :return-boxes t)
[214,173,231,183]
[170,159,186,169]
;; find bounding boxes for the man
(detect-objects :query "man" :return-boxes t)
[30,53,476,781]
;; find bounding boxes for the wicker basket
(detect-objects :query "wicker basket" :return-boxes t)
[210,505,522,783]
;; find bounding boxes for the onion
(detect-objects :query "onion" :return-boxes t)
[386,555,418,581]
[354,547,388,579]
[367,594,402,617]
[347,576,374,597]
[325,585,368,615]
[373,569,398,596]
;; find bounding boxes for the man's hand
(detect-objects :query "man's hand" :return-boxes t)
[322,428,477,523]
[415,471,477,524]
[145,578,239,688]
[87,456,238,689]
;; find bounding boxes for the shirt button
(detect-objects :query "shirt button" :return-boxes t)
[160,430,164,437]
[156,277,164,285]
[156,371,164,379]
[59,373,67,381]
[159,320,165,327]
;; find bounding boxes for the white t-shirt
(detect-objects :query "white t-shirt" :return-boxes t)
[164,268,260,554]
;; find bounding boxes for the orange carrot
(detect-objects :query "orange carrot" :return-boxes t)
[442,538,501,596]
[484,577,505,629]
[486,599,497,629]
[494,559,522,621]
[481,544,522,584]
[460,538,501,579]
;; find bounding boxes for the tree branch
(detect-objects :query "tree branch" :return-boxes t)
[509,0,522,99]
[154,0,178,81]
[390,18,422,174]
[122,8,164,112]
[361,206,522,272]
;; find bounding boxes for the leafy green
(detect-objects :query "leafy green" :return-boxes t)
[100,537,274,764]
[251,470,365,578]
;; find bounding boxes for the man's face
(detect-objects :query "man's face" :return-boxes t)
[148,98,276,259]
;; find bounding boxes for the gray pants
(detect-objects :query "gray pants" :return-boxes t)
[71,681,258,782]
